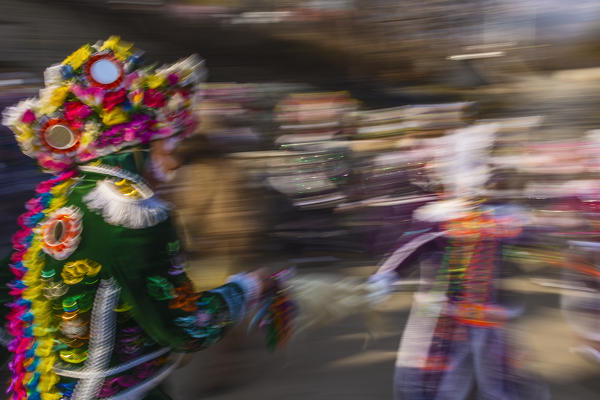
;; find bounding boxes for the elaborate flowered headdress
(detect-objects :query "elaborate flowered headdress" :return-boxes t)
[2,36,205,173]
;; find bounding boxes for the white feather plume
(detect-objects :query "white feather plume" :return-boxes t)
[433,123,499,196]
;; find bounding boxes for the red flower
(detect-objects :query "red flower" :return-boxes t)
[102,89,127,111]
[21,110,36,124]
[143,89,166,108]
[64,101,92,121]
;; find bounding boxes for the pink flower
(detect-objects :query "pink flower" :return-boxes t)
[70,84,104,107]
[143,89,166,108]
[64,101,92,121]
[122,71,139,89]
[102,89,128,111]
[21,110,35,124]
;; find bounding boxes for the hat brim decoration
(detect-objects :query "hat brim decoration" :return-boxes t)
[2,36,206,173]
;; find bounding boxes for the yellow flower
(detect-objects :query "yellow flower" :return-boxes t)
[101,36,133,61]
[146,74,165,89]
[132,91,143,105]
[81,122,99,147]
[101,107,129,126]
[14,122,34,144]
[62,44,92,70]
[39,85,70,115]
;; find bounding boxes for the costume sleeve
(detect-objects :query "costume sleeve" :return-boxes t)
[105,217,260,352]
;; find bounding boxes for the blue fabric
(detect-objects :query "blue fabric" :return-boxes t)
[207,283,245,322]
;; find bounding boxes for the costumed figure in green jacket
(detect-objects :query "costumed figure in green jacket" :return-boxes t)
[0,37,267,400]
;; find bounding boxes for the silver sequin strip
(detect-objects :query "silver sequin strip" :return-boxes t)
[70,279,121,400]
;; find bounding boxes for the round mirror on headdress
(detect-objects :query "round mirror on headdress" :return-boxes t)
[42,120,80,152]
[85,54,123,88]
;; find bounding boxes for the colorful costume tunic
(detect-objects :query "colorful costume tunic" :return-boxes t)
[1,155,259,400]
[0,36,265,399]
[373,205,547,400]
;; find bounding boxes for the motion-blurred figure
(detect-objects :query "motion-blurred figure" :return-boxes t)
[0,38,271,400]
[370,123,548,400]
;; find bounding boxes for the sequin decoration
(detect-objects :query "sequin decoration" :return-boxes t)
[61,259,102,285]
[168,281,200,312]
[40,205,83,260]
[59,348,88,364]
[171,287,241,349]
[168,253,186,276]
[146,276,175,301]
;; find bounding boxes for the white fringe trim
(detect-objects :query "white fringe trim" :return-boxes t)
[83,179,170,229]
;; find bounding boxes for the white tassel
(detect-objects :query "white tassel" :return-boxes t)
[83,180,170,229]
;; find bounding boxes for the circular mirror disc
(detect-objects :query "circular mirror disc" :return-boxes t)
[45,125,76,150]
[53,221,65,243]
[89,59,120,85]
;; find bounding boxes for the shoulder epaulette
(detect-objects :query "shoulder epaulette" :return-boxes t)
[83,179,170,229]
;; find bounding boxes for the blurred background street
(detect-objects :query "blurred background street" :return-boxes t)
[2,0,600,399]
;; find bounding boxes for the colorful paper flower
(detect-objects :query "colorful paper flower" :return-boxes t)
[39,85,70,115]
[102,107,129,126]
[102,89,127,111]
[143,89,165,108]
[80,121,100,147]
[21,110,36,124]
[70,84,104,107]
[3,37,201,174]
[63,101,92,122]
[145,74,165,90]
[62,44,93,70]
[129,89,143,106]
[167,74,179,85]
[13,123,36,155]
[100,36,133,61]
